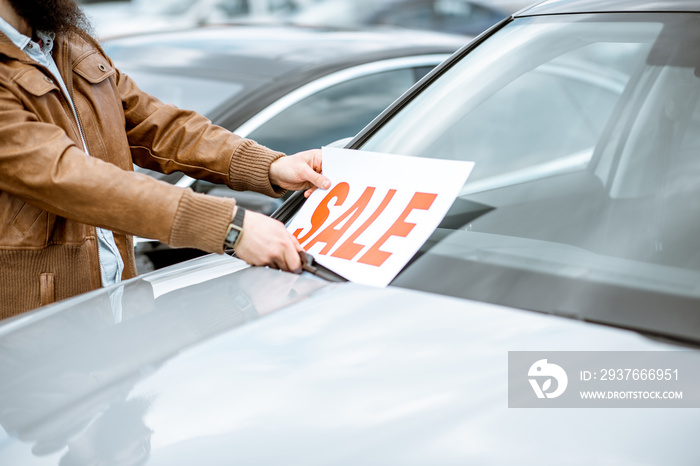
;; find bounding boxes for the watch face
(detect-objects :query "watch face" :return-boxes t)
[226,208,245,248]
[225,225,243,248]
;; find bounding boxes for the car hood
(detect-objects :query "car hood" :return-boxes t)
[0,255,696,464]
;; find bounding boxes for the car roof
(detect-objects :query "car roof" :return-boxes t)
[518,0,700,16]
[104,23,467,83]
[104,23,466,128]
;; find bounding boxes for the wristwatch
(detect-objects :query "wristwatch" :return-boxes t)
[224,207,246,249]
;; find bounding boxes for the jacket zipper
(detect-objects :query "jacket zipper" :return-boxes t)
[59,52,104,288]
[65,85,105,286]
[59,51,124,287]
[60,47,91,157]
[35,45,104,287]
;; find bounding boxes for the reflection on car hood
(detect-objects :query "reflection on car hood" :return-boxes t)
[0,255,696,464]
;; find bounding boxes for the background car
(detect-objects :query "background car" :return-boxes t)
[3,0,700,464]
[79,0,322,38]
[287,0,509,37]
[102,24,466,270]
[78,0,527,39]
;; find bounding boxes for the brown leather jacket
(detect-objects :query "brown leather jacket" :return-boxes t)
[0,29,285,317]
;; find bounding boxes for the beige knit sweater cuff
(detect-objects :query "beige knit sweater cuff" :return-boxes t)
[168,189,237,254]
[228,139,286,198]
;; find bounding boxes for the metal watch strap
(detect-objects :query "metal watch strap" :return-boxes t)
[224,207,246,249]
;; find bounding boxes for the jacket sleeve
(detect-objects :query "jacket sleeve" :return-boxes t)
[115,66,287,198]
[0,84,236,254]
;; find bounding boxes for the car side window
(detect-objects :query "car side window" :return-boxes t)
[247,68,417,155]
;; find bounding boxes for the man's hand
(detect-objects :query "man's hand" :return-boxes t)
[236,149,331,271]
[269,149,331,198]
[233,209,303,272]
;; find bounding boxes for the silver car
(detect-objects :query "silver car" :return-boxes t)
[1,0,700,464]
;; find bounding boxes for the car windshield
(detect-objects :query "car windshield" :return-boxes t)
[357,13,700,340]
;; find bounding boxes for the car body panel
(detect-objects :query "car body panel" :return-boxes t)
[0,255,696,465]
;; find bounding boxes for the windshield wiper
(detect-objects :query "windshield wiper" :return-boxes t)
[299,251,348,282]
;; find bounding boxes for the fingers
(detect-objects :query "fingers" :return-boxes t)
[270,149,331,192]
[311,148,323,173]
[292,235,303,252]
[233,211,303,273]
[299,164,330,191]
[283,242,302,272]
[308,149,329,188]
[315,172,332,190]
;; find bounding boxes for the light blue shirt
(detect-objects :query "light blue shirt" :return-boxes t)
[0,17,124,287]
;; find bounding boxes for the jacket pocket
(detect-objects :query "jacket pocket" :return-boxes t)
[73,52,116,84]
[15,68,60,97]
[40,272,55,306]
[10,201,46,238]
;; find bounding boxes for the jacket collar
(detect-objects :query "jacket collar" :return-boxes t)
[0,29,75,78]
[0,30,31,62]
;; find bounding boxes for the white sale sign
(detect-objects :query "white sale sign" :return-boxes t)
[288,147,474,287]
